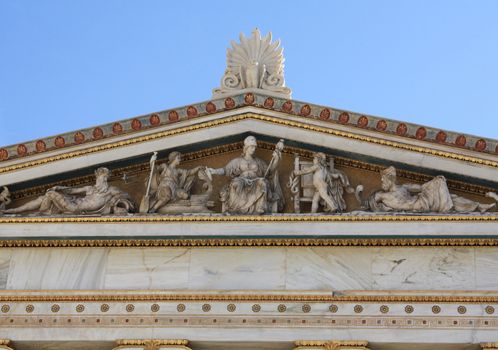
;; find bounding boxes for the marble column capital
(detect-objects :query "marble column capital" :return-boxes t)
[113,339,191,350]
[294,340,369,350]
[481,343,498,350]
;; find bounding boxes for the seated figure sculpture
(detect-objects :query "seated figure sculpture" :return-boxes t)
[365,166,495,213]
[207,136,284,214]
[142,151,210,214]
[1,167,134,215]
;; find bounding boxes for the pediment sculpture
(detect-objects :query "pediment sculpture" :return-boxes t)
[362,166,496,213]
[207,136,285,214]
[139,151,213,214]
[2,141,497,217]
[289,152,363,213]
[0,186,11,211]
[0,167,134,215]
[212,29,291,99]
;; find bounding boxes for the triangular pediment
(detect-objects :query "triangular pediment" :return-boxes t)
[1,104,497,217]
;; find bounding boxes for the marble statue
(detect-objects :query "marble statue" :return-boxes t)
[363,166,495,213]
[207,136,284,214]
[289,152,362,213]
[140,151,212,214]
[0,186,11,211]
[212,28,291,98]
[1,167,134,215]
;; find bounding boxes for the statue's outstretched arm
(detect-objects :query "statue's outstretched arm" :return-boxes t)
[207,167,225,176]
[294,165,316,176]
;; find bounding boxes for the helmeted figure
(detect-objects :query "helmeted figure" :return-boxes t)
[208,136,284,214]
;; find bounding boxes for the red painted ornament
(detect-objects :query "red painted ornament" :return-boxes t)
[93,127,104,140]
[112,123,123,134]
[35,140,46,152]
[264,97,274,108]
[186,106,198,118]
[396,123,407,136]
[338,112,349,124]
[205,102,217,114]
[415,127,426,140]
[149,113,161,125]
[281,100,293,113]
[224,98,236,109]
[131,119,142,131]
[357,116,369,128]
[319,108,331,120]
[244,93,255,105]
[17,144,27,156]
[74,132,85,144]
[54,136,65,148]
[475,139,487,151]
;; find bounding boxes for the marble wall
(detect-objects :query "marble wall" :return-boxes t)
[0,246,497,291]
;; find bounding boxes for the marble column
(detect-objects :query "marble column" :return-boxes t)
[294,340,370,350]
[113,340,191,350]
[482,344,498,350]
[0,340,14,350]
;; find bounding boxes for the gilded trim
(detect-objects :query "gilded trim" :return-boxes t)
[1,214,498,224]
[1,237,498,248]
[1,113,498,175]
[0,293,498,303]
[116,340,189,346]
[294,341,369,347]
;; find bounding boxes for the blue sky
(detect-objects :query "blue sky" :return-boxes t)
[1,1,497,146]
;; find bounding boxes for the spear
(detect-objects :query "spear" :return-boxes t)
[139,152,158,213]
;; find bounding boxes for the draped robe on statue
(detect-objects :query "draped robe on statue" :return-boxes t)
[220,156,283,214]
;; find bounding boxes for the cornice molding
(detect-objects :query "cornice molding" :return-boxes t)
[1,113,497,176]
[0,237,498,248]
[1,293,497,303]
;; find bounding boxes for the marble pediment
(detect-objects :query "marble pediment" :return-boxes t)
[0,94,497,243]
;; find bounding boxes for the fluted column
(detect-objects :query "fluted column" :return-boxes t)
[0,340,14,350]
[113,340,191,350]
[294,340,370,350]
[482,343,498,350]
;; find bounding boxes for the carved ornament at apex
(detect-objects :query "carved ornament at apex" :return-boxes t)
[212,28,292,99]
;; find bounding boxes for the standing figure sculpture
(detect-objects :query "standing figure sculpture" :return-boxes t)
[1,167,134,215]
[289,152,361,213]
[364,166,495,213]
[208,136,284,214]
[0,187,11,211]
[142,151,208,214]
